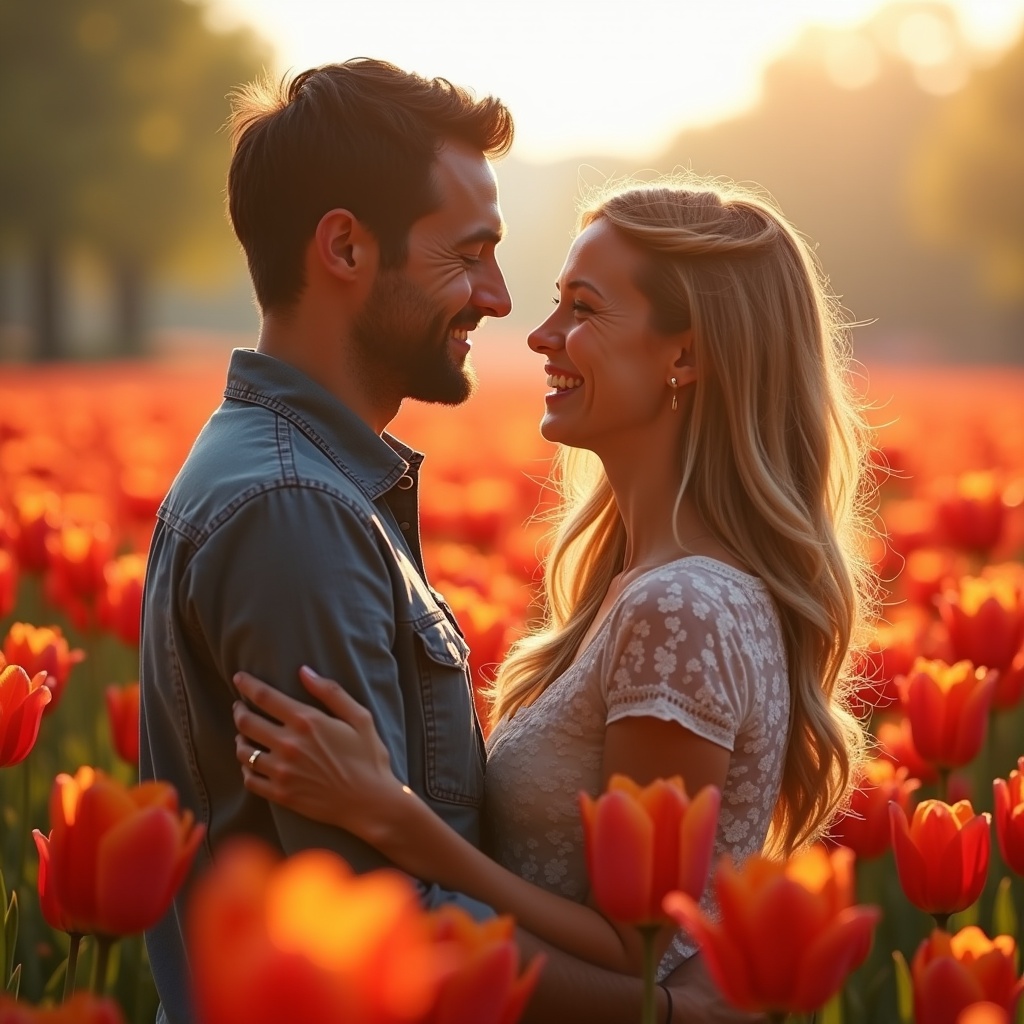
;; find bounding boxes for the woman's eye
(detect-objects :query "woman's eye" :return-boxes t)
[572,302,592,315]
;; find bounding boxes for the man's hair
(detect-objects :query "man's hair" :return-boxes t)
[226,58,514,312]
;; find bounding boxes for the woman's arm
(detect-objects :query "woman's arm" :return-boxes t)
[232,667,724,975]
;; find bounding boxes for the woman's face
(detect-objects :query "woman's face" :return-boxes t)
[528,217,691,452]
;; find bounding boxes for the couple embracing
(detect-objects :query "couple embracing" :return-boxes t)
[140,57,873,1024]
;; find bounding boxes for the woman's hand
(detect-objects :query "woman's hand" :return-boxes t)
[233,665,406,844]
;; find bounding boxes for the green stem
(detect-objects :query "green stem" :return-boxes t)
[938,767,950,805]
[640,926,658,1024]
[90,935,114,996]
[63,933,83,1002]
[14,752,31,892]
[931,911,951,931]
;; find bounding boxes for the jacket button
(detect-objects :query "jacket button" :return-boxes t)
[400,521,411,531]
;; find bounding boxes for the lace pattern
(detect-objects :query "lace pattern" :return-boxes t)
[483,557,790,980]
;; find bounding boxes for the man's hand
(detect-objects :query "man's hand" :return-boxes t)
[667,954,770,1024]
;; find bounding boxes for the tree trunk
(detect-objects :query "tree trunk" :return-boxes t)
[112,254,146,357]
[32,235,63,361]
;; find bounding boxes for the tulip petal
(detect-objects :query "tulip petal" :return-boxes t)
[588,790,654,924]
[792,905,881,1011]
[915,954,986,1024]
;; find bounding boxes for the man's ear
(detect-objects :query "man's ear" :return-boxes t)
[670,328,698,388]
[312,209,378,282]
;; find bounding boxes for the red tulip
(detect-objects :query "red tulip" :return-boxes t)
[579,774,720,926]
[2,622,85,714]
[912,926,1023,1024]
[664,845,880,1016]
[933,471,1007,553]
[897,659,997,770]
[47,767,204,936]
[0,993,126,1024]
[44,521,114,630]
[890,800,991,922]
[426,907,544,1024]
[188,839,452,1024]
[993,756,1024,877]
[99,553,145,648]
[877,715,940,784]
[828,758,919,860]
[0,549,16,621]
[105,683,140,767]
[957,1004,1011,1024]
[0,662,51,766]
[8,489,60,573]
[32,829,76,933]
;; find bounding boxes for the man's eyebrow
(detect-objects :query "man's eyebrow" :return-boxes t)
[458,225,505,247]
[556,278,606,299]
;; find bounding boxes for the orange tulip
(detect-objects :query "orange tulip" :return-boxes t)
[897,659,997,770]
[828,758,919,860]
[664,845,880,1015]
[426,906,544,1024]
[938,576,1024,698]
[890,800,991,922]
[188,839,451,1024]
[933,472,1007,553]
[9,489,60,573]
[0,993,125,1024]
[0,662,51,766]
[877,715,940,784]
[957,1004,1011,1024]
[0,549,16,621]
[32,829,75,934]
[47,767,204,936]
[98,553,145,648]
[2,622,84,714]
[993,756,1024,877]
[912,926,1024,1024]
[105,683,140,767]
[44,521,114,630]
[579,774,720,926]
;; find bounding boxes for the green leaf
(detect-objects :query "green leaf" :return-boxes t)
[5,962,19,998]
[819,990,844,1024]
[992,876,1019,939]
[2,889,16,987]
[892,950,914,1024]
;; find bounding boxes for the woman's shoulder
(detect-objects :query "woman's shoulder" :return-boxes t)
[618,556,770,613]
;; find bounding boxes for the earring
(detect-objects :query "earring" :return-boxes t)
[669,377,679,412]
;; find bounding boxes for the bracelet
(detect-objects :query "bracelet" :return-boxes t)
[657,981,673,1024]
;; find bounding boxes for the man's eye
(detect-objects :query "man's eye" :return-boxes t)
[461,253,482,266]
[572,302,592,315]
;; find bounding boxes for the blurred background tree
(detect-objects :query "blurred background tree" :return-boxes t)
[0,0,268,359]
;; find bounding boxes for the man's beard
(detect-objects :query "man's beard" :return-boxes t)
[351,268,477,406]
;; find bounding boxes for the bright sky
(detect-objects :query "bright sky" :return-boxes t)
[208,0,1024,161]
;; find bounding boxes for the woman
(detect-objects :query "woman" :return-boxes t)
[232,176,875,995]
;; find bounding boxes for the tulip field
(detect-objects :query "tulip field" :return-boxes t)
[0,351,1023,1023]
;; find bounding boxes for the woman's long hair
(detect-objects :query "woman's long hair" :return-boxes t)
[487,176,876,856]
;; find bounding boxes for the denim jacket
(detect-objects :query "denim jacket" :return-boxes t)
[140,349,491,1024]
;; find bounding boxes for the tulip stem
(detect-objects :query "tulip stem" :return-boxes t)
[90,935,114,996]
[938,767,950,804]
[639,925,658,1024]
[931,911,950,931]
[15,754,31,892]
[63,933,82,1002]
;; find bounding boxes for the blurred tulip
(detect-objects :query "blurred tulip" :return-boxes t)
[44,521,115,630]
[188,839,452,1024]
[664,845,880,1015]
[857,611,949,713]
[32,829,75,934]
[897,659,997,771]
[939,576,1024,707]
[426,906,544,1024]
[9,489,60,573]
[0,662,51,766]
[99,553,146,648]
[993,756,1024,877]
[956,1003,1011,1024]
[47,766,204,936]
[828,758,920,860]
[105,683,140,767]
[912,926,1023,1024]
[933,471,1007,553]
[579,774,720,926]
[890,800,991,924]
[902,548,968,609]
[0,549,16,620]
[876,714,940,784]
[2,622,84,714]
[0,993,126,1024]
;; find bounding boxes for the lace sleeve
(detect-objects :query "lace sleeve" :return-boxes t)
[599,566,753,750]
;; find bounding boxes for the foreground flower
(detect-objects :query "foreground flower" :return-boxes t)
[890,800,991,924]
[664,845,880,1016]
[993,756,1024,877]
[0,993,125,1023]
[105,683,140,767]
[32,829,76,934]
[579,774,720,926]
[828,758,919,860]
[2,622,84,713]
[912,926,1023,1024]
[189,840,452,1024]
[956,1004,1011,1024]
[426,906,544,1024]
[46,766,204,936]
[897,659,997,771]
[0,662,51,766]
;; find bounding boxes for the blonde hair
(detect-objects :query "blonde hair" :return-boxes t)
[488,175,875,857]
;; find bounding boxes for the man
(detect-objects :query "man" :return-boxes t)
[140,58,753,1024]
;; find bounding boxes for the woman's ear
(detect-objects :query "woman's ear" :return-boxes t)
[671,328,698,388]
[312,209,379,283]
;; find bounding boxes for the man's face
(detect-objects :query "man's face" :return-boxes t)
[352,140,511,405]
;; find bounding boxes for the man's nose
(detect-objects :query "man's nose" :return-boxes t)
[473,260,512,319]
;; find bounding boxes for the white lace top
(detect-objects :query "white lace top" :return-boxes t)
[483,556,790,979]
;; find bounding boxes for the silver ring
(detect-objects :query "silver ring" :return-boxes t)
[247,748,263,768]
